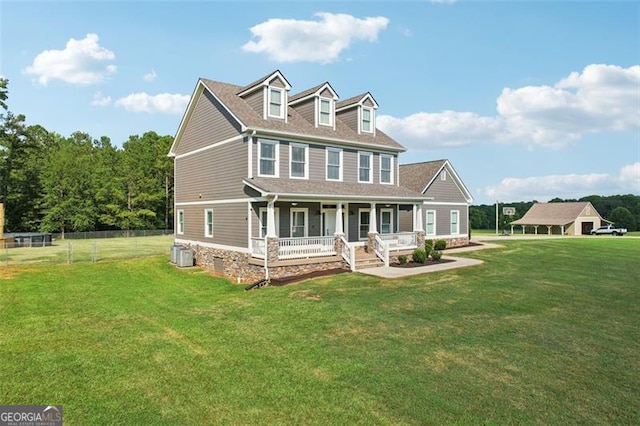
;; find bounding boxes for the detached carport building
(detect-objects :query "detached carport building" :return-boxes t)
[510,202,606,235]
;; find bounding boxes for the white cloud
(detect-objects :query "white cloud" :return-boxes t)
[114,92,189,114]
[619,162,640,192]
[483,162,639,202]
[242,12,389,63]
[378,111,504,148]
[91,91,111,107]
[143,69,157,82]
[24,33,116,85]
[378,64,640,150]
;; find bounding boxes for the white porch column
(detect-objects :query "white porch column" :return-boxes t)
[415,203,424,232]
[510,225,514,234]
[369,202,377,233]
[534,225,539,235]
[335,202,344,235]
[522,225,526,234]
[547,225,552,235]
[561,225,565,235]
[266,199,277,237]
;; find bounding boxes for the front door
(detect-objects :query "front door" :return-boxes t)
[323,209,336,236]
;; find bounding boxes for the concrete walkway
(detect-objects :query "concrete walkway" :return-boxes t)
[358,241,502,279]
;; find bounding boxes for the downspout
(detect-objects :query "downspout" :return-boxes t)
[264,194,278,281]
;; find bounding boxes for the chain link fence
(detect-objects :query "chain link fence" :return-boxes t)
[0,233,174,266]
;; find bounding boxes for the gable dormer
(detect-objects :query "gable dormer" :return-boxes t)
[289,82,339,129]
[236,70,291,122]
[335,92,379,135]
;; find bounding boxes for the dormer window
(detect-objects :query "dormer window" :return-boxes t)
[319,98,333,126]
[268,87,284,119]
[361,107,373,133]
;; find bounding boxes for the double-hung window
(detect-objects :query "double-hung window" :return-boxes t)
[326,147,342,181]
[177,210,184,235]
[258,139,278,177]
[268,87,284,118]
[426,210,436,236]
[450,210,459,235]
[361,107,373,133]
[380,154,393,184]
[290,208,308,238]
[204,209,213,238]
[290,143,308,179]
[319,98,332,126]
[358,151,372,183]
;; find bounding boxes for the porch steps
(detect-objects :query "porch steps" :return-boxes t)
[354,246,384,270]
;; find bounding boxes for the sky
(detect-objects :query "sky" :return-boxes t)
[1,0,638,205]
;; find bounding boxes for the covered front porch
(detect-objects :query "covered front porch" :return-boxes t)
[249,199,427,271]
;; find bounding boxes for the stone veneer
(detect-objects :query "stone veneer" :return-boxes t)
[186,243,348,284]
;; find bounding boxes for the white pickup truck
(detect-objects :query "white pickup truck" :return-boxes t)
[590,224,627,236]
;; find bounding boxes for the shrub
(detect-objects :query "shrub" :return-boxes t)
[431,250,442,261]
[398,255,408,265]
[412,248,427,264]
[434,239,447,250]
[424,239,433,253]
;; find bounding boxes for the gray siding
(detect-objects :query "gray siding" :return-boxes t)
[309,144,325,180]
[398,205,413,232]
[176,90,242,155]
[337,108,358,133]
[319,88,333,98]
[175,138,248,203]
[343,149,358,182]
[363,99,374,107]
[270,77,286,88]
[425,204,469,237]
[424,166,468,203]
[292,98,315,125]
[244,89,263,117]
[178,203,248,248]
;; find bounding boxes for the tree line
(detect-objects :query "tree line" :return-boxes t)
[0,79,174,236]
[471,195,640,232]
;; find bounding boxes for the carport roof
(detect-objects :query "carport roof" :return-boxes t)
[510,202,600,226]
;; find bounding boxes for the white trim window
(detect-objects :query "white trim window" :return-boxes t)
[289,143,308,179]
[268,87,285,119]
[259,207,280,238]
[319,98,333,126]
[258,139,279,177]
[358,208,371,240]
[380,208,393,234]
[204,209,214,238]
[358,151,373,183]
[450,210,460,235]
[177,210,185,235]
[290,208,308,238]
[426,210,436,236]
[380,154,393,184]
[326,147,342,181]
[361,107,373,133]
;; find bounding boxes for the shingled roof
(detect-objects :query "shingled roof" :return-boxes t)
[399,160,447,193]
[511,202,600,226]
[244,177,427,201]
[200,78,405,151]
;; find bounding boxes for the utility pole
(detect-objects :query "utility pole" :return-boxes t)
[495,200,499,235]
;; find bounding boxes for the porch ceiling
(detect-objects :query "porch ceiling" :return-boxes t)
[244,178,429,202]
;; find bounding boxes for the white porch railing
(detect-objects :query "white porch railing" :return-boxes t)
[379,232,417,251]
[373,235,389,267]
[340,235,355,272]
[250,237,266,259]
[278,236,336,260]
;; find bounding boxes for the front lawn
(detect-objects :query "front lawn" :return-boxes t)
[0,238,638,424]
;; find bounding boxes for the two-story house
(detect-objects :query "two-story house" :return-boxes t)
[169,70,439,282]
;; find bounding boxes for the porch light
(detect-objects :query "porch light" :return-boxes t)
[291,202,298,206]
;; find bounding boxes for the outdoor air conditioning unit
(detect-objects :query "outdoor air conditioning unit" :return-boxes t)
[176,248,194,268]
[170,244,184,263]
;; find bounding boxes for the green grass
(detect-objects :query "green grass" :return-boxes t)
[1,238,638,424]
[0,235,173,265]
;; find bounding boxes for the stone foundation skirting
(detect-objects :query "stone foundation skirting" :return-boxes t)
[442,237,470,248]
[186,244,348,284]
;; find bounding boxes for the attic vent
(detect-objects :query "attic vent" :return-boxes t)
[440,170,447,181]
